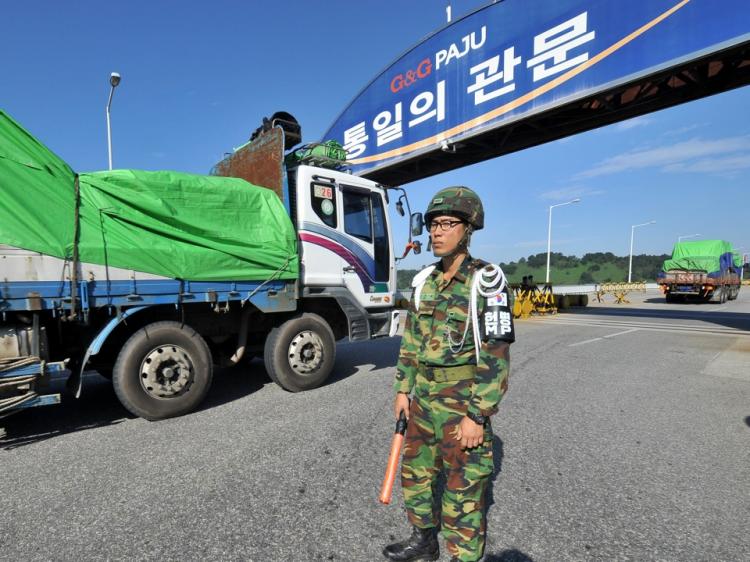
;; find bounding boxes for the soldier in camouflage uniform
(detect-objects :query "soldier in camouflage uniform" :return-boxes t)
[383,187,513,562]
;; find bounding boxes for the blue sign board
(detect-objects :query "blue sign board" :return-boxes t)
[323,0,750,178]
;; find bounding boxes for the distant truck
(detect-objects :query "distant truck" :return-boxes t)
[657,240,742,303]
[0,111,423,420]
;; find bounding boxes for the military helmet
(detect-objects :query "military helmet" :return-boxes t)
[424,186,484,230]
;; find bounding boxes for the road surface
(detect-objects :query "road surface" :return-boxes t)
[2,288,748,561]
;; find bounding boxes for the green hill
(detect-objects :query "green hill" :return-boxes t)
[397,252,670,289]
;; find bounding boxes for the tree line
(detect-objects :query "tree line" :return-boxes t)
[397,252,671,289]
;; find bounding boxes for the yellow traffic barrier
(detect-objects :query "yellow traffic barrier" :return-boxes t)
[533,285,557,315]
[512,288,535,319]
[512,284,557,318]
[595,282,646,304]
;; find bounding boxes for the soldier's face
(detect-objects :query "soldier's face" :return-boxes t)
[429,214,467,257]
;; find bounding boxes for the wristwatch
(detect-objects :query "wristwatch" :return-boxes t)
[466,411,487,426]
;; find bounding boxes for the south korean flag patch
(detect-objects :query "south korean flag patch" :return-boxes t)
[480,287,515,344]
[486,292,508,308]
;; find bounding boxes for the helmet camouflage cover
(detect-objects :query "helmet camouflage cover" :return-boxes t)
[424,186,484,230]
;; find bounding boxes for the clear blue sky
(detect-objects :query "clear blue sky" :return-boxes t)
[3,1,748,270]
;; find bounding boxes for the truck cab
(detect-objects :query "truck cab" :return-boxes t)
[295,165,395,310]
[212,113,401,342]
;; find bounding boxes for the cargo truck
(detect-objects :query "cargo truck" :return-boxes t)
[657,240,742,303]
[0,111,423,420]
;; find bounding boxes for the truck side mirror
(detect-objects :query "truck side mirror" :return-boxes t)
[412,240,422,255]
[410,213,424,237]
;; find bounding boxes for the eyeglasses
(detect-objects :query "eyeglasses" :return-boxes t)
[428,220,464,232]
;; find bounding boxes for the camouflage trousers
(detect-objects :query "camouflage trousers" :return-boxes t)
[401,373,494,562]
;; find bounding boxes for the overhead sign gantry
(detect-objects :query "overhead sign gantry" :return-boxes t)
[323,0,750,185]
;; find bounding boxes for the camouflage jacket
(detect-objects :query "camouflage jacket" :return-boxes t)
[394,256,511,417]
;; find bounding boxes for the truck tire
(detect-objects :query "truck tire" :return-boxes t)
[112,321,213,421]
[264,313,336,392]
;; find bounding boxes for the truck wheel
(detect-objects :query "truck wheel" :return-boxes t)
[263,313,336,392]
[112,321,213,421]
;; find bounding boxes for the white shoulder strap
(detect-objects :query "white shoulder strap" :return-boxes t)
[411,265,436,311]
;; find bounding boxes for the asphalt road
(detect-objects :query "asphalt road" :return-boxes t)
[2,289,749,561]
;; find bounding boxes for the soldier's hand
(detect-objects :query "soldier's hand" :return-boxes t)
[394,392,410,421]
[456,416,484,449]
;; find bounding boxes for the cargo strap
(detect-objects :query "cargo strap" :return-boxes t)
[418,363,476,383]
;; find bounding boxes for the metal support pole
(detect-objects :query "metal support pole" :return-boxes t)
[106,90,114,170]
[629,221,655,283]
[106,72,121,170]
[545,198,580,285]
[628,226,635,283]
[546,206,553,284]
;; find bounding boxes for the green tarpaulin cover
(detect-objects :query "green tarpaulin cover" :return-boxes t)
[663,240,734,273]
[0,110,298,282]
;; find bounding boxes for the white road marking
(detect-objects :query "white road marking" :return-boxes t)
[569,327,639,347]
[707,350,723,363]
[602,328,640,339]
[539,316,750,338]
[569,337,603,347]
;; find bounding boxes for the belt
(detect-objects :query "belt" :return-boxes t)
[418,363,476,383]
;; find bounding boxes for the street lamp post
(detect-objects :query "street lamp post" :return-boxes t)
[546,198,581,284]
[628,220,656,283]
[677,233,700,242]
[106,72,121,170]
